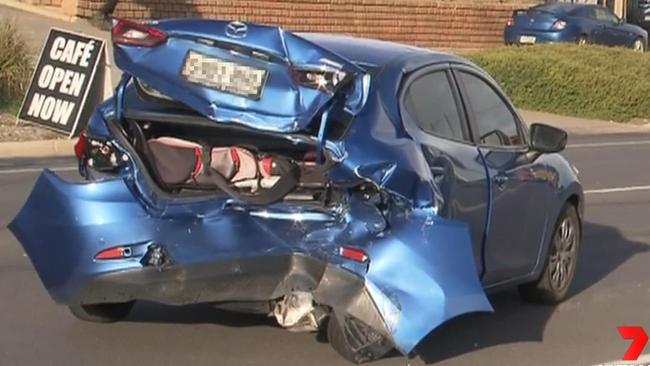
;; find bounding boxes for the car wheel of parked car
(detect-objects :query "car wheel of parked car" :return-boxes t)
[576,35,589,46]
[519,204,580,305]
[327,315,392,364]
[633,38,645,52]
[68,301,135,323]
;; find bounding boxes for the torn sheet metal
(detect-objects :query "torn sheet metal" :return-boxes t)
[10,169,491,355]
[114,19,369,133]
[364,208,493,353]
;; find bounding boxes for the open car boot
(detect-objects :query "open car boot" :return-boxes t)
[147,136,299,205]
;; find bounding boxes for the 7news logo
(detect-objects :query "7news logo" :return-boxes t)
[599,327,649,366]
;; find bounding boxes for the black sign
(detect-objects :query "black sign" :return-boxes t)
[18,28,105,137]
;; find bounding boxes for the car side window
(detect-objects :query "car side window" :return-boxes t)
[457,72,524,148]
[403,71,467,142]
[595,7,618,23]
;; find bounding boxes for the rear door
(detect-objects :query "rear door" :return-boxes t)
[113,19,369,133]
[452,65,552,285]
[570,6,605,42]
[400,65,489,274]
[594,6,623,45]
[599,7,635,46]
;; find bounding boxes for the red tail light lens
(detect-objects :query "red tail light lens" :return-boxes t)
[95,246,132,260]
[506,16,515,27]
[112,18,168,47]
[339,246,369,263]
[74,131,87,160]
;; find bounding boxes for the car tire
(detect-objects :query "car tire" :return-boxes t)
[327,314,392,364]
[576,35,589,46]
[633,38,645,53]
[519,204,581,305]
[68,301,135,323]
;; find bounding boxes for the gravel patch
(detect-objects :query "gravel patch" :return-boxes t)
[0,113,65,142]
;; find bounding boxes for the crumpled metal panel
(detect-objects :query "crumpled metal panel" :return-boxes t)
[114,19,369,133]
[10,169,491,354]
[364,209,493,353]
[10,23,495,357]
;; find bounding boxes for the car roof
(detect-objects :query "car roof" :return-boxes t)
[532,3,584,15]
[297,32,463,70]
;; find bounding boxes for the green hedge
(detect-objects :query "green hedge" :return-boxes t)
[0,19,31,110]
[467,44,650,122]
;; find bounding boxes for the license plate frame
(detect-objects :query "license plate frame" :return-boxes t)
[519,35,537,45]
[180,50,269,100]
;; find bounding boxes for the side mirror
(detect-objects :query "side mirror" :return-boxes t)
[529,123,568,154]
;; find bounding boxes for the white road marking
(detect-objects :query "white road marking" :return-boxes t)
[593,353,650,365]
[585,185,650,194]
[0,166,77,175]
[568,140,650,149]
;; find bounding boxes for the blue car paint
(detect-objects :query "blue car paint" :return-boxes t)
[114,19,370,133]
[10,168,490,354]
[10,22,584,356]
[504,3,648,48]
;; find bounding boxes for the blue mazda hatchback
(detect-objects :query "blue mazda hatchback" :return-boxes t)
[11,19,583,363]
[505,3,648,51]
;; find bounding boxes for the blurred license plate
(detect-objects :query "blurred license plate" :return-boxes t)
[181,50,268,99]
[519,36,536,44]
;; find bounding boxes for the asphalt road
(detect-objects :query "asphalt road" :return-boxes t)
[1,133,649,366]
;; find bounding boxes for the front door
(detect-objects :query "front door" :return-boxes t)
[453,67,551,285]
[400,66,489,275]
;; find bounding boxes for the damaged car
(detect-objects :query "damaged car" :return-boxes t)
[10,18,584,363]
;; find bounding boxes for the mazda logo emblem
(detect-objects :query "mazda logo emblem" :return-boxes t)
[226,21,248,38]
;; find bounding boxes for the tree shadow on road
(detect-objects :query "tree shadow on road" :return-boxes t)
[415,221,648,364]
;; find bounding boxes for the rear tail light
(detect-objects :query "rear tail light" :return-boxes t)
[551,20,567,30]
[74,131,87,160]
[290,67,348,95]
[339,246,369,263]
[112,18,168,47]
[77,134,127,174]
[95,246,132,260]
[506,16,515,27]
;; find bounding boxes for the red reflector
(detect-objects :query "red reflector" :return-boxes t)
[74,132,87,160]
[95,246,131,260]
[261,156,273,177]
[506,17,514,27]
[112,18,167,47]
[339,246,368,263]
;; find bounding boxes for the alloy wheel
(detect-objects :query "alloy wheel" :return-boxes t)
[549,218,577,292]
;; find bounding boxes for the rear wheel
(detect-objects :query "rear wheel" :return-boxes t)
[633,38,645,53]
[576,35,589,46]
[519,204,580,304]
[327,314,392,364]
[68,301,135,323]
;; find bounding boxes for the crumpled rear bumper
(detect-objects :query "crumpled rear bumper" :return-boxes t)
[10,170,492,354]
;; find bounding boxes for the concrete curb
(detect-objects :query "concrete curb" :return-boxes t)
[0,139,75,158]
[0,0,76,22]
